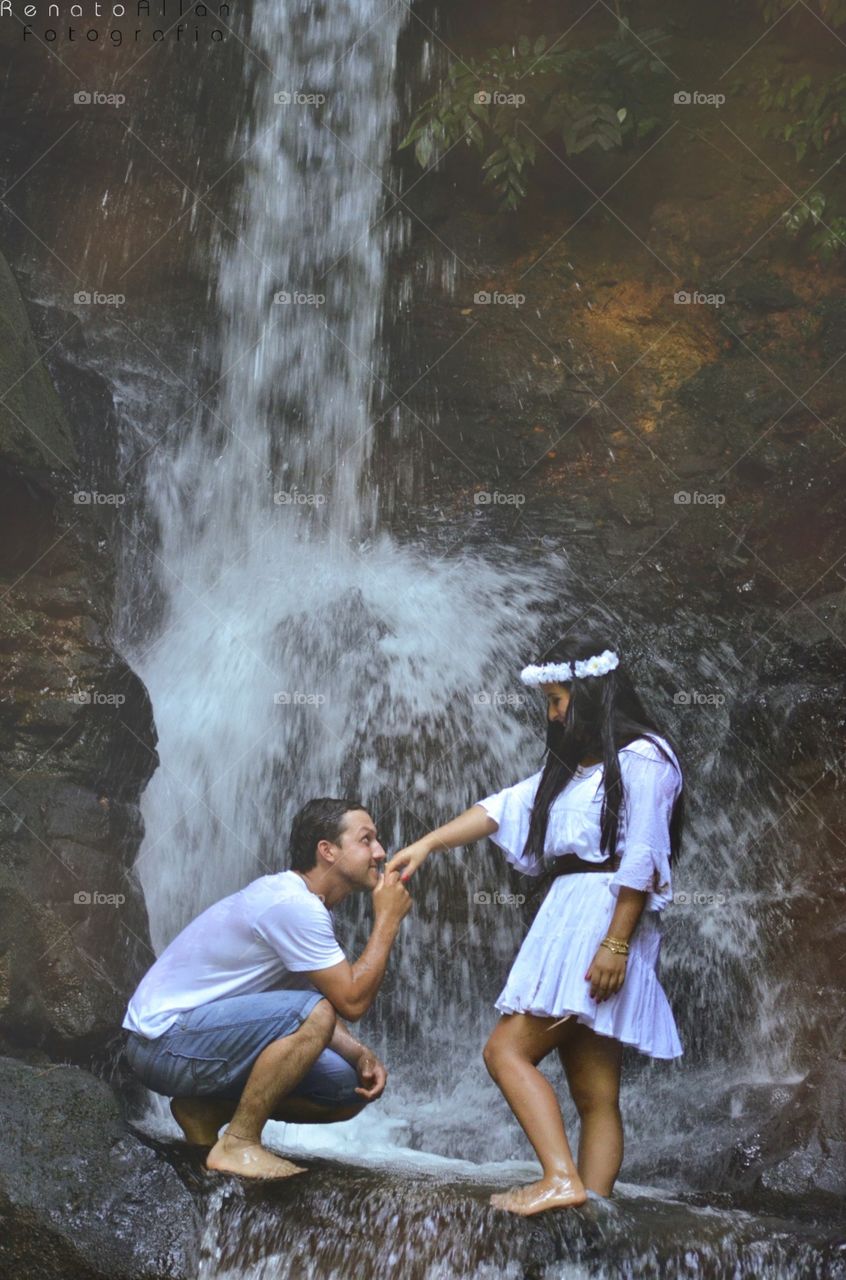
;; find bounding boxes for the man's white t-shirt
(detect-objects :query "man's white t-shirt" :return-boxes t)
[122,870,346,1039]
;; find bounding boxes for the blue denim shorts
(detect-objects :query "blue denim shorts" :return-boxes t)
[123,989,361,1106]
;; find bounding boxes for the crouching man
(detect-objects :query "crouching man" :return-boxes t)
[122,797,411,1179]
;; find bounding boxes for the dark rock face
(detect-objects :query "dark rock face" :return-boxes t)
[0,249,158,1064]
[725,1057,846,1197]
[0,1056,200,1280]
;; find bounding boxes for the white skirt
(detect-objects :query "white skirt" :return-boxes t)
[495,872,683,1059]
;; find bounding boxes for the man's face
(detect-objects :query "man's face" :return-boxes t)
[329,810,387,889]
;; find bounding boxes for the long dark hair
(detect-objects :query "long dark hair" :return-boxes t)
[522,630,685,877]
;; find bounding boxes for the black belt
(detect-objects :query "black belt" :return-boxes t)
[526,852,614,912]
[547,853,614,878]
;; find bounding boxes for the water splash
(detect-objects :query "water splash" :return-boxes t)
[95,0,827,1253]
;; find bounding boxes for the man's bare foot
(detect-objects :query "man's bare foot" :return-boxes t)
[490,1173,588,1215]
[205,1131,308,1180]
[170,1098,233,1147]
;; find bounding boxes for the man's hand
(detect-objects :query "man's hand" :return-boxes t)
[585,947,627,1002]
[355,1050,388,1102]
[372,868,412,924]
[384,840,431,883]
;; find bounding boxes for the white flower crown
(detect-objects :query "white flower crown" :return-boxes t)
[520,649,620,686]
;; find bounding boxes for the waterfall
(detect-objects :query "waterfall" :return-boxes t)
[126,0,553,1001]
[91,0,811,1216]
[2,0,837,1268]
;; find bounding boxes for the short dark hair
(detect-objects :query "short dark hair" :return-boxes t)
[288,797,366,872]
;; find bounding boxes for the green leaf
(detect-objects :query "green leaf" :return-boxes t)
[482,147,508,169]
[415,135,434,168]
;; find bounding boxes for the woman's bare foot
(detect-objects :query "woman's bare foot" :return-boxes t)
[490,1172,588,1215]
[205,1131,307,1180]
[170,1098,233,1147]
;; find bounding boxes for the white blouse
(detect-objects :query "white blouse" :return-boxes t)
[475,735,683,913]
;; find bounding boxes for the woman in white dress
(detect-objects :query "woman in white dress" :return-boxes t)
[386,632,685,1217]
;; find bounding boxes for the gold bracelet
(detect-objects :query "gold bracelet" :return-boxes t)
[600,937,629,956]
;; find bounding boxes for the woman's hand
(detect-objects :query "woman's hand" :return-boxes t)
[585,947,627,1002]
[385,807,497,882]
[385,839,432,883]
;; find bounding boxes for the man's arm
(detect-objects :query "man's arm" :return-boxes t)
[305,871,411,1021]
[329,1017,368,1065]
[329,1018,387,1101]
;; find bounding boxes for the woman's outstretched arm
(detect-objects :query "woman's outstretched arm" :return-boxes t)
[385,805,499,882]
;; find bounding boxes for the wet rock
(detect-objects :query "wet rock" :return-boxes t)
[0,248,157,1064]
[158,1140,844,1279]
[676,358,795,432]
[814,296,846,362]
[729,589,846,767]
[647,196,743,275]
[735,271,800,312]
[0,1056,200,1280]
[723,1058,846,1197]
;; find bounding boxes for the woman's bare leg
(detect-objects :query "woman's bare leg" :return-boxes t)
[483,1013,588,1215]
[558,1022,624,1196]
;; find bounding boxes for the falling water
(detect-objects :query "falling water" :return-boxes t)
[128,0,555,957]
[54,0,836,1273]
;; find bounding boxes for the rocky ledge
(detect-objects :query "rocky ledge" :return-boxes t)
[0,247,158,1067]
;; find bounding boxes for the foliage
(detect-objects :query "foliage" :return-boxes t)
[755,70,846,162]
[738,60,846,260]
[753,0,846,25]
[780,191,846,262]
[398,23,671,212]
